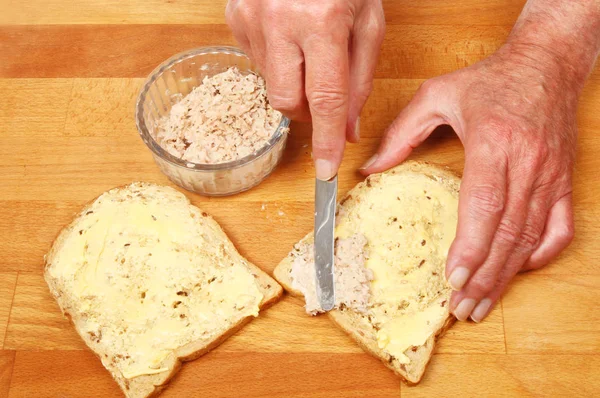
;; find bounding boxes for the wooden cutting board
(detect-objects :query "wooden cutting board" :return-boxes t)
[1,1,599,396]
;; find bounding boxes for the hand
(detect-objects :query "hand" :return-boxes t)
[226,0,385,180]
[361,43,579,322]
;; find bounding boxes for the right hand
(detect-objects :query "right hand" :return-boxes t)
[226,0,385,180]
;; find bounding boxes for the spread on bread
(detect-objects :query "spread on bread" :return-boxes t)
[287,167,458,365]
[290,233,373,315]
[44,183,279,394]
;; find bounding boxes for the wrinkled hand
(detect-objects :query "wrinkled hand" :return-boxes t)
[226,0,385,180]
[361,44,578,322]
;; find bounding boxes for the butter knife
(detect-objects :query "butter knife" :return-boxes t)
[314,175,338,311]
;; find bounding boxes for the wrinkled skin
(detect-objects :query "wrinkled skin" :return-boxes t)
[361,43,577,322]
[226,0,599,323]
[226,0,386,180]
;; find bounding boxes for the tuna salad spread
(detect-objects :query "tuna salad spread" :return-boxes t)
[154,67,287,164]
[290,233,373,315]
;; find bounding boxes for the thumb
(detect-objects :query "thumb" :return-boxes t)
[360,79,449,174]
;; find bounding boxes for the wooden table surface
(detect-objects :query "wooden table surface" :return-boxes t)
[1,1,599,397]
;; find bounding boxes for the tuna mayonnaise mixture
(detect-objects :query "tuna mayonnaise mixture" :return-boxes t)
[290,234,373,315]
[154,67,287,164]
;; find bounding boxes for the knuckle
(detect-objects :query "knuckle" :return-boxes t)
[417,78,441,98]
[234,0,252,19]
[468,274,495,296]
[495,218,521,246]
[520,146,546,170]
[225,8,234,25]
[353,80,374,103]
[313,139,339,158]
[364,12,386,43]
[517,223,541,252]
[556,222,575,246]
[268,92,302,113]
[264,0,291,20]
[457,244,488,267]
[375,22,386,43]
[522,261,546,272]
[482,118,515,144]
[225,0,243,26]
[308,87,348,116]
[302,1,349,31]
[533,141,550,162]
[320,1,348,20]
[467,184,505,216]
[494,266,517,290]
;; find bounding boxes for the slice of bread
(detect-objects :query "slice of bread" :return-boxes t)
[45,182,282,398]
[274,161,460,384]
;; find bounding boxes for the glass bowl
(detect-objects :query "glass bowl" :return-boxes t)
[135,46,290,196]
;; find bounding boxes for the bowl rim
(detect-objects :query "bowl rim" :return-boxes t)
[135,45,290,171]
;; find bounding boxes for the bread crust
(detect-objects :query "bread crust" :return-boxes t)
[273,160,461,384]
[44,182,282,398]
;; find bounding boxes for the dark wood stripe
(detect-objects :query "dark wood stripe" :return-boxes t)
[0,351,15,398]
[9,350,400,397]
[0,24,510,79]
[0,25,235,79]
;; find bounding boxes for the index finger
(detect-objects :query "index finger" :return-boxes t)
[303,32,350,180]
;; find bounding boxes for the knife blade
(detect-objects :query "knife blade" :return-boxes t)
[314,175,338,312]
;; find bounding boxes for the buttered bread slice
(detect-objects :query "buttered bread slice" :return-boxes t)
[45,183,282,397]
[274,161,459,384]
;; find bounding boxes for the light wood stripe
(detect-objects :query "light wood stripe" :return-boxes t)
[3,272,507,354]
[2,0,599,395]
[403,353,600,397]
[503,274,600,354]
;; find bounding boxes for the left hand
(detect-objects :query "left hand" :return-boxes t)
[361,43,578,322]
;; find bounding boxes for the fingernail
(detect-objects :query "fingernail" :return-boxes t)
[359,154,378,170]
[354,117,360,141]
[315,159,336,181]
[470,298,492,323]
[453,298,477,321]
[448,267,470,291]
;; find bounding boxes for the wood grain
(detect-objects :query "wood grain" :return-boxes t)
[0,274,18,348]
[0,79,73,135]
[160,351,401,398]
[1,0,599,395]
[436,305,505,354]
[8,350,121,398]
[0,77,461,273]
[0,0,227,25]
[0,351,15,397]
[8,350,401,398]
[0,25,235,78]
[3,274,505,355]
[503,275,600,354]
[382,0,525,26]
[65,78,143,136]
[402,354,600,397]
[3,274,86,351]
[0,25,508,79]
[0,0,526,26]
